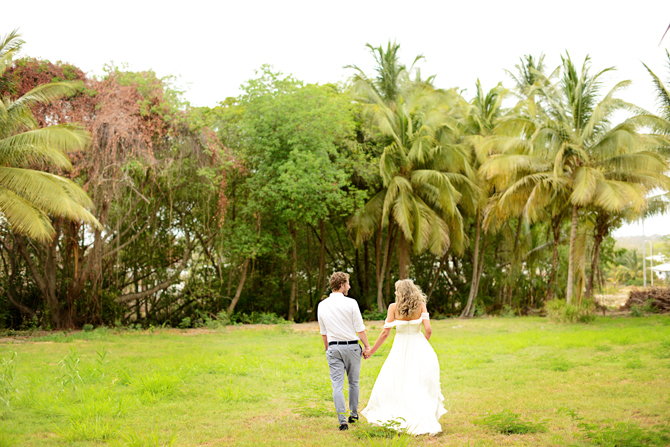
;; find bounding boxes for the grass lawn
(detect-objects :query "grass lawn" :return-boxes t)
[0,315,669,446]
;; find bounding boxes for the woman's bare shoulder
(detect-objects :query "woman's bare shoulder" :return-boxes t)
[420,302,428,312]
[386,303,396,322]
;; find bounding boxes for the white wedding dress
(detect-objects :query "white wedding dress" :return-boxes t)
[361,313,446,435]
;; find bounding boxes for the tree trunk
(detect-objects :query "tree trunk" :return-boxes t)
[227,258,250,315]
[354,248,364,298]
[545,219,561,302]
[318,220,326,297]
[16,230,68,328]
[384,225,397,307]
[586,223,606,298]
[376,220,394,313]
[427,250,450,301]
[375,228,382,312]
[505,216,525,305]
[469,238,488,318]
[5,247,35,318]
[363,240,370,300]
[397,231,411,280]
[288,222,298,321]
[566,205,580,304]
[461,214,481,318]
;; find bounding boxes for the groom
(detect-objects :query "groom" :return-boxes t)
[318,272,371,431]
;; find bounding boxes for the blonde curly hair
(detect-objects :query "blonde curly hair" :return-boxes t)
[394,279,426,318]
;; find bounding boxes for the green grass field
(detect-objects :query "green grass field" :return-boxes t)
[1,316,669,446]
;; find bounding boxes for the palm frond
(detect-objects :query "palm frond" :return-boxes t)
[10,82,80,113]
[642,59,670,120]
[0,125,90,168]
[570,166,601,206]
[347,190,386,246]
[0,186,54,242]
[0,167,100,227]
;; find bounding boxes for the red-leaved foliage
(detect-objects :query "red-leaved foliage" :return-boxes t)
[4,59,176,194]
[3,57,240,223]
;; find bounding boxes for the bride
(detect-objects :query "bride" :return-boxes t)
[360,279,446,435]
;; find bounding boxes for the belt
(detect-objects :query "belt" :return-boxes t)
[328,340,359,346]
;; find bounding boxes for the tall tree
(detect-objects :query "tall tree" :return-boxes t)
[458,80,507,317]
[242,67,359,320]
[482,54,670,303]
[348,42,474,314]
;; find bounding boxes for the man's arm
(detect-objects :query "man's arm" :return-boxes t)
[357,330,370,351]
[352,302,370,357]
[318,302,329,351]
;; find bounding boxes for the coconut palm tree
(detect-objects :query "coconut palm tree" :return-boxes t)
[458,80,508,317]
[482,53,670,303]
[347,42,474,311]
[0,30,100,242]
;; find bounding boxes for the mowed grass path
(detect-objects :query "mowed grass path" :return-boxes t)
[1,316,669,446]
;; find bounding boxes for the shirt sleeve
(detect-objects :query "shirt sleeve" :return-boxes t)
[421,312,430,320]
[352,301,366,333]
[318,303,328,335]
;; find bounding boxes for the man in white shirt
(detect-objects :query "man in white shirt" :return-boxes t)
[318,272,371,431]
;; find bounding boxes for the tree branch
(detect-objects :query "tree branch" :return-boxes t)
[15,235,47,292]
[116,233,193,303]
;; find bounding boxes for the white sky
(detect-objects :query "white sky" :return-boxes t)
[3,0,670,236]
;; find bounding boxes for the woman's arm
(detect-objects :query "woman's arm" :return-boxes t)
[421,303,432,341]
[369,304,396,356]
[369,328,391,356]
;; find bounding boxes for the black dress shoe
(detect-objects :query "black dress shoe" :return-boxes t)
[339,423,348,431]
[348,415,358,424]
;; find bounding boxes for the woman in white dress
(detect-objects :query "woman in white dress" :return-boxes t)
[361,279,446,435]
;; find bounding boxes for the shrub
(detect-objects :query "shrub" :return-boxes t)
[178,317,191,329]
[501,305,515,318]
[546,299,595,323]
[82,324,94,332]
[630,305,645,318]
[351,419,408,440]
[192,310,230,329]
[230,312,286,325]
[362,310,387,321]
[643,299,659,314]
[474,409,548,435]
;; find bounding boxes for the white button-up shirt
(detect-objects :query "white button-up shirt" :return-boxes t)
[318,292,366,342]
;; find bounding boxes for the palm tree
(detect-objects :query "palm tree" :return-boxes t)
[347,42,474,311]
[0,30,99,242]
[482,54,670,303]
[458,80,508,317]
[480,55,569,303]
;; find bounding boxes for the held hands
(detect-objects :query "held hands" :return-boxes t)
[362,348,372,359]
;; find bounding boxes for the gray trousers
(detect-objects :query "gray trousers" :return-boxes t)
[326,343,362,424]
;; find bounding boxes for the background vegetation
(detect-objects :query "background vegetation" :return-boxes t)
[2,31,670,329]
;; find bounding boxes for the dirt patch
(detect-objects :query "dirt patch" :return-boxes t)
[292,322,320,333]
[196,437,236,446]
[595,294,628,309]
[0,338,25,343]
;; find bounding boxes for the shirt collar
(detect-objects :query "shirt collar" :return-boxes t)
[330,292,345,298]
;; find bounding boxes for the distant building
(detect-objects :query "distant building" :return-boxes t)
[651,263,670,281]
[646,254,666,263]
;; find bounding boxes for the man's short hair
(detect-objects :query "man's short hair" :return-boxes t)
[329,272,350,292]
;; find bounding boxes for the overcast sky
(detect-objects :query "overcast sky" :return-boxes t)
[3,0,670,236]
